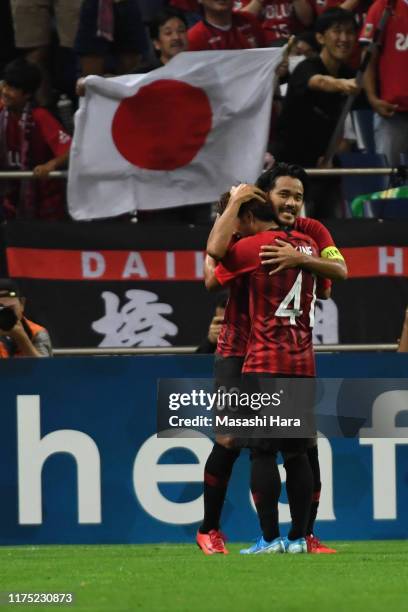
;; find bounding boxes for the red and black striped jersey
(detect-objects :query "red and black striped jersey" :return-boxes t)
[215,228,319,375]
[214,217,334,360]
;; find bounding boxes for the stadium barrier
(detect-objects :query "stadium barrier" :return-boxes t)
[51,344,398,356]
[1,352,407,545]
[0,168,402,179]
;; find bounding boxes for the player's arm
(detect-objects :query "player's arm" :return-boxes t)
[206,236,260,290]
[260,240,348,279]
[308,73,359,95]
[206,184,265,260]
[204,254,222,291]
[316,277,331,299]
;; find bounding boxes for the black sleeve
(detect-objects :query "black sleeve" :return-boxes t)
[289,58,322,97]
[195,338,217,354]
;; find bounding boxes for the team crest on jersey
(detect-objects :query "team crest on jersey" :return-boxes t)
[362,23,373,37]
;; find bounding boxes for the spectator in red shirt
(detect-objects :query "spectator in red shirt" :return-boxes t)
[188,0,267,50]
[360,0,408,166]
[0,59,71,220]
[240,0,314,45]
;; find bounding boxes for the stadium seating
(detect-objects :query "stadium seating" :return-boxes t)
[338,152,389,215]
[363,198,408,219]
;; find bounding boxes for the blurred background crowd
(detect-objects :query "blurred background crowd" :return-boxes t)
[0,0,407,222]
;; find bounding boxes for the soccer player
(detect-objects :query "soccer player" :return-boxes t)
[197,164,346,554]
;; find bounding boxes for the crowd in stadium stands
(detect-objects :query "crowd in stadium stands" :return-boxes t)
[0,0,407,221]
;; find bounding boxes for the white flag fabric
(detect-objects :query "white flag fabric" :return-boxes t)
[68,49,282,220]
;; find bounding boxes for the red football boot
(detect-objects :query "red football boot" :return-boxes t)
[196,530,229,555]
[306,534,337,554]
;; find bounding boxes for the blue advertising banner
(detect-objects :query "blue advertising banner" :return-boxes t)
[0,353,408,545]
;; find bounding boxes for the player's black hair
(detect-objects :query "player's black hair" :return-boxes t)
[256,163,309,200]
[149,7,188,40]
[215,189,275,221]
[3,58,42,95]
[215,191,232,215]
[238,199,275,221]
[314,8,358,34]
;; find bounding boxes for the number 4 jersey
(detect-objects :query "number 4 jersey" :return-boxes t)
[215,228,321,376]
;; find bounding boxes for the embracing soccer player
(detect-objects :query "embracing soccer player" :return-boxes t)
[197,163,346,555]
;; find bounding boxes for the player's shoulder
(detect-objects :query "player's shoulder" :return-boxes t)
[296,217,326,232]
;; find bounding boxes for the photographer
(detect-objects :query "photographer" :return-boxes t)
[0,279,52,358]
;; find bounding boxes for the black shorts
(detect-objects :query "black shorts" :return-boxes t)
[214,353,244,392]
[213,354,245,447]
[242,372,312,455]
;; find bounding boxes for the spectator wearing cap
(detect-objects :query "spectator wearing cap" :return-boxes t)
[187,0,266,50]
[0,58,71,220]
[0,279,52,358]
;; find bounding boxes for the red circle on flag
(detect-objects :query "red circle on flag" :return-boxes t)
[111,79,213,171]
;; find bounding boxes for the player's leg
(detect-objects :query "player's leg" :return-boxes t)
[306,438,321,537]
[306,438,337,554]
[281,442,313,554]
[196,355,243,555]
[240,443,284,554]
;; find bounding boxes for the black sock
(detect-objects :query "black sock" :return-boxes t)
[250,449,281,542]
[285,453,313,541]
[199,443,240,534]
[306,444,321,536]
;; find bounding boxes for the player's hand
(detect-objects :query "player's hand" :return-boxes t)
[229,184,266,208]
[33,161,56,178]
[370,97,398,118]
[259,239,302,275]
[208,315,224,344]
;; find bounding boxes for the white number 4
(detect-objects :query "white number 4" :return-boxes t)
[275,271,316,327]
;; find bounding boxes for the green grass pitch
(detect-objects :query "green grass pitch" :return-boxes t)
[0,541,407,611]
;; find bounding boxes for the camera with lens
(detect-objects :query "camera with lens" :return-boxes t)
[0,306,18,331]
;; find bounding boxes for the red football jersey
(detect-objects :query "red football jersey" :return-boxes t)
[215,218,335,359]
[216,275,250,357]
[240,0,305,42]
[1,105,71,167]
[359,0,408,111]
[187,12,266,50]
[215,229,321,375]
[309,0,365,17]
[0,104,71,219]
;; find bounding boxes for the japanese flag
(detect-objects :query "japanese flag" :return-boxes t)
[68,49,282,220]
